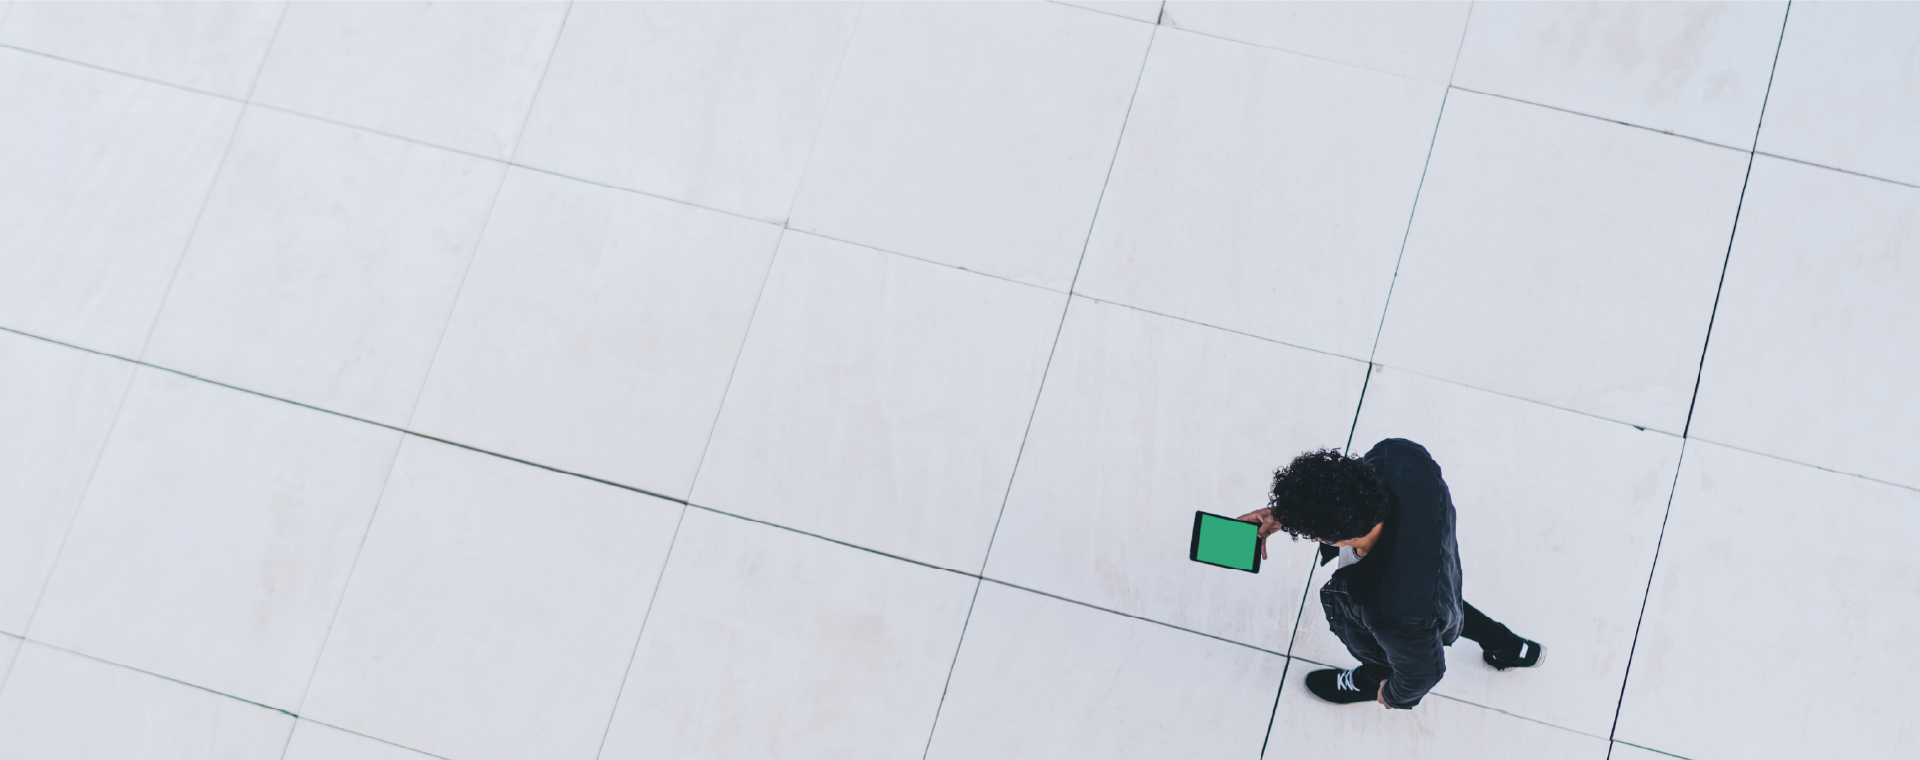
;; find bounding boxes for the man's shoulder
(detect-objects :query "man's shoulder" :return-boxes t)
[1362,438,1438,469]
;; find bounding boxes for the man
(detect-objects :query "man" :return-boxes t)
[1239,441,1542,709]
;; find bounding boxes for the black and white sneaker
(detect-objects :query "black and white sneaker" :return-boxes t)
[1483,638,1544,670]
[1305,668,1378,704]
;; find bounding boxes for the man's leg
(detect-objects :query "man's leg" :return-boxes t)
[1461,600,1543,670]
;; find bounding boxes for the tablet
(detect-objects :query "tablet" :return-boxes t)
[1189,511,1261,573]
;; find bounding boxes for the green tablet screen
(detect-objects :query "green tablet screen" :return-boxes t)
[1189,511,1261,573]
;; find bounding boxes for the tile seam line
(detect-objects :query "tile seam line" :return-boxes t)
[917,577,985,760]
[789,227,1068,294]
[11,638,462,760]
[129,100,253,363]
[294,717,459,760]
[590,501,689,760]
[502,1,573,166]
[0,365,137,697]
[1260,556,1321,759]
[0,43,247,102]
[1751,149,1920,192]
[1446,85,1749,155]
[1045,0,1157,25]
[927,24,1156,756]
[9,327,1913,507]
[1151,22,1450,87]
[978,577,1286,658]
[681,225,788,500]
[243,2,290,103]
[13,639,298,718]
[1068,212,1705,418]
[1365,24,1460,368]
[1612,740,1695,759]
[400,0,572,432]
[1602,440,1694,754]
[773,1,862,224]
[284,436,409,720]
[1679,143,1765,442]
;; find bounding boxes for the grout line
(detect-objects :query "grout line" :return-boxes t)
[1680,436,1917,494]
[127,1,284,365]
[1447,85,1750,154]
[287,434,410,717]
[778,2,862,224]
[791,227,1067,294]
[1612,740,1696,759]
[918,577,985,760]
[1071,292,1368,363]
[1260,551,1322,759]
[591,502,690,760]
[1746,2,1794,154]
[504,1,572,165]
[1155,22,1448,88]
[243,2,290,102]
[5,350,141,679]
[1603,441,1693,751]
[980,578,1285,657]
[1045,0,1158,25]
[400,2,571,431]
[129,105,251,363]
[21,639,298,717]
[1447,2,1475,83]
[1678,152,1762,440]
[1361,86,1451,367]
[1752,149,1920,191]
[1039,290,1706,443]
[681,226,788,500]
[0,43,247,102]
[397,164,513,431]
[502,161,774,225]
[1425,690,1613,743]
[1342,365,1375,456]
[295,718,459,760]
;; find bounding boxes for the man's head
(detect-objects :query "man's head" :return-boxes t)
[1267,448,1388,544]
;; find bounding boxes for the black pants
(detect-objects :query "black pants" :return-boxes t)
[1354,601,1518,686]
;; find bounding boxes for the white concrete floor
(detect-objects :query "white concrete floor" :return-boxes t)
[1,2,1916,759]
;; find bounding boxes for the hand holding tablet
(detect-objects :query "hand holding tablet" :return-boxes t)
[1189,511,1263,573]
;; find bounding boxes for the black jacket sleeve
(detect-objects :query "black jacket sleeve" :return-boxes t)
[1373,616,1447,709]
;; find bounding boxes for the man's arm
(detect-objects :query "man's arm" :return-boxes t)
[1371,617,1447,709]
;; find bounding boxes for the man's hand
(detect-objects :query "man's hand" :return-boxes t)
[1235,508,1282,560]
[1377,682,1391,709]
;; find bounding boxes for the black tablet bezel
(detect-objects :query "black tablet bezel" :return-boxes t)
[1189,510,1261,574]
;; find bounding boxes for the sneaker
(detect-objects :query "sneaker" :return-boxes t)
[1305,668,1378,704]
[1483,638,1544,670]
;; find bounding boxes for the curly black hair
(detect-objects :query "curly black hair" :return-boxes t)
[1268,449,1388,543]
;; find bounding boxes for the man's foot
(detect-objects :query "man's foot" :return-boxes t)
[1305,668,1378,704]
[1483,638,1544,670]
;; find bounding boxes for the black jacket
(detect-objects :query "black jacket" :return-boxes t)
[1317,438,1463,708]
